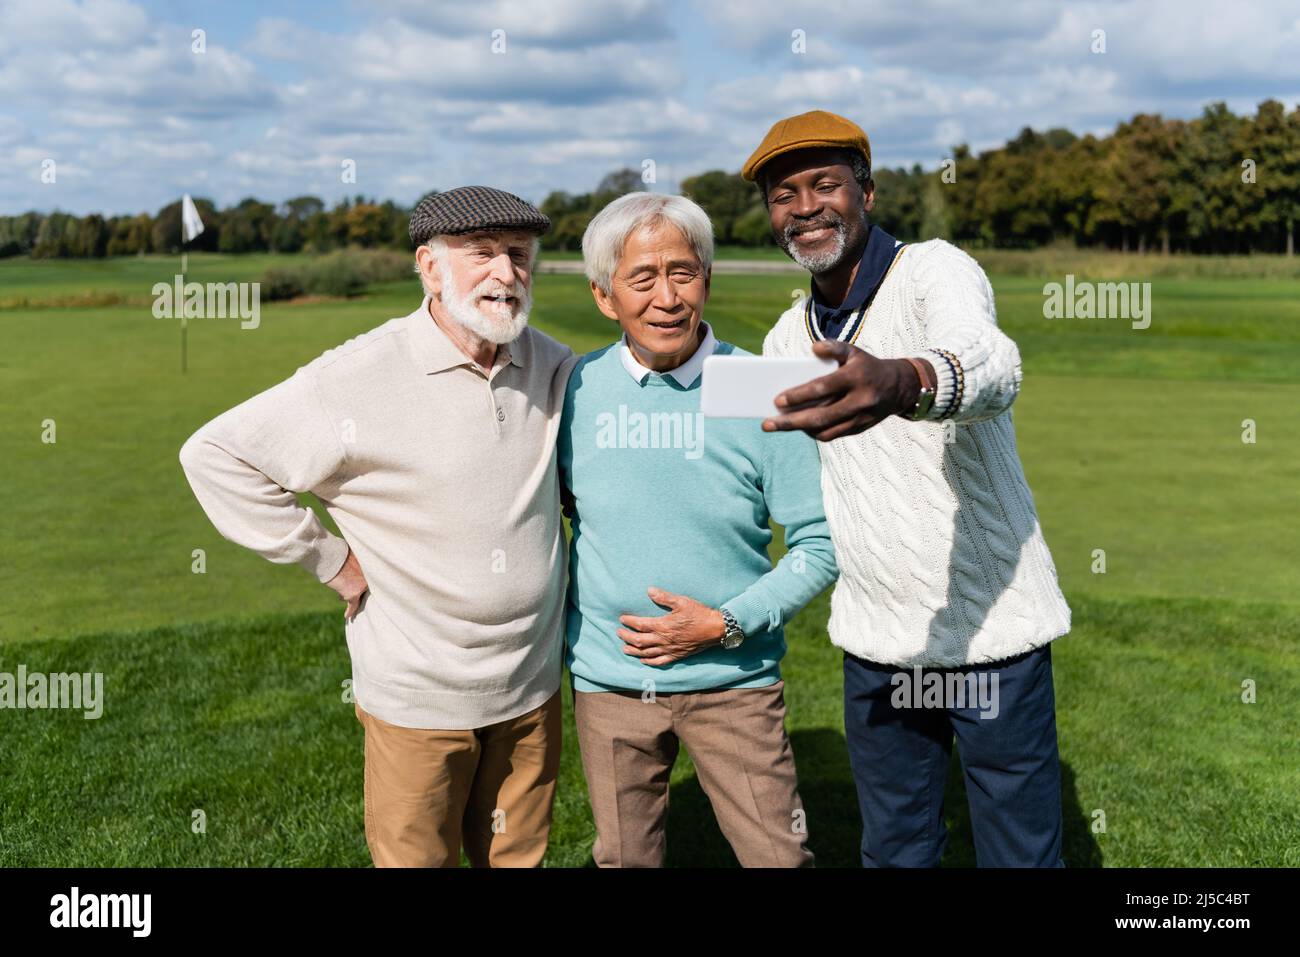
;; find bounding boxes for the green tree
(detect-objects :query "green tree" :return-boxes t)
[918,174,951,241]
[1102,114,1181,253]
[152,198,219,253]
[595,168,644,197]
[873,166,924,240]
[1170,103,1247,253]
[32,213,76,258]
[1246,99,1300,255]
[944,144,982,244]
[550,212,592,252]
[71,213,108,258]
[681,170,754,243]
[0,212,42,258]
[217,198,276,253]
[344,202,388,247]
[732,204,775,246]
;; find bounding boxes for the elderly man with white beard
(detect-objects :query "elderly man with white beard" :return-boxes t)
[179,186,578,867]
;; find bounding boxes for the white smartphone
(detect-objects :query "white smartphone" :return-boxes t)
[700,354,838,418]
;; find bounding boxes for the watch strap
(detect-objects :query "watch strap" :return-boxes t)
[720,607,744,649]
[902,356,936,421]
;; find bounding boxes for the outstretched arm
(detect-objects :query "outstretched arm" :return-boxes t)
[762,242,1021,440]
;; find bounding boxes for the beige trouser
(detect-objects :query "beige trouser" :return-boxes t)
[353,690,561,867]
[573,679,815,868]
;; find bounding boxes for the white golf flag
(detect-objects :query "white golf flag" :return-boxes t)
[181,194,205,244]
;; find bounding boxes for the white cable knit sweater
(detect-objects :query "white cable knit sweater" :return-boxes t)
[764,238,1071,667]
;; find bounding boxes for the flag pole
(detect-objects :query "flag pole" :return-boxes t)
[180,241,188,374]
[178,194,205,374]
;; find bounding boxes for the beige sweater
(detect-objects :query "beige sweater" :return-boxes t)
[179,297,578,729]
[764,239,1071,667]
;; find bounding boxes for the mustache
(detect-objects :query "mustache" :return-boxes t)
[472,280,526,297]
[782,214,845,244]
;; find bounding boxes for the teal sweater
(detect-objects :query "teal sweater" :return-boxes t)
[559,339,838,694]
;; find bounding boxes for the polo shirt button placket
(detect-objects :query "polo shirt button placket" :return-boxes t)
[480,373,507,434]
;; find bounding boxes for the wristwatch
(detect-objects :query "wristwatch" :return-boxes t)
[719,607,745,650]
[902,356,936,421]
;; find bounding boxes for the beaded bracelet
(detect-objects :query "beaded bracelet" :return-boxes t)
[931,350,957,418]
[928,348,965,419]
[940,350,965,419]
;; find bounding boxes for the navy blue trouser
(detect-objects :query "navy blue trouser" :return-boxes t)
[843,643,1065,868]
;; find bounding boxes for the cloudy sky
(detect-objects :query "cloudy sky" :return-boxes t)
[4,0,1299,216]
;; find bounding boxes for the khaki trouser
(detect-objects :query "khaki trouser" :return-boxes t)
[353,690,561,867]
[572,679,815,868]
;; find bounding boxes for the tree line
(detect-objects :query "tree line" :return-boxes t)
[0,195,413,259]
[4,100,1296,259]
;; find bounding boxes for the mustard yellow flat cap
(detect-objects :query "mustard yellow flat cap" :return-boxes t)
[741,110,871,182]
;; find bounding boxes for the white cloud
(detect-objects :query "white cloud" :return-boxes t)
[362,0,673,48]
[0,5,274,119]
[1,0,1297,216]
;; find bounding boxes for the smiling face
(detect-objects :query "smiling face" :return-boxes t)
[761,147,874,274]
[417,229,535,343]
[590,221,711,372]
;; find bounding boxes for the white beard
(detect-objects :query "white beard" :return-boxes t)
[784,220,849,274]
[437,258,532,344]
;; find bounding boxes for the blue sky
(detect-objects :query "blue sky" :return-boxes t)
[3,0,1299,216]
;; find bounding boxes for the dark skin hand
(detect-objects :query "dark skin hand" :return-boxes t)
[762,341,929,442]
[757,146,936,441]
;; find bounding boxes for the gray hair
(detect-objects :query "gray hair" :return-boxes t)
[414,233,541,296]
[582,192,715,295]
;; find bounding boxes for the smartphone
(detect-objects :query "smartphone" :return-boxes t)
[700,354,838,418]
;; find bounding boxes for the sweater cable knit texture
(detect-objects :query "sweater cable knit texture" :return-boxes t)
[764,239,1071,667]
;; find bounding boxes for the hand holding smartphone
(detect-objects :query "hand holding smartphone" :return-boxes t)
[700,355,838,418]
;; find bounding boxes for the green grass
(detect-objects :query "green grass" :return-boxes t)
[968,246,1300,281]
[0,253,285,306]
[543,244,1300,280]
[2,252,1298,866]
[2,593,1295,867]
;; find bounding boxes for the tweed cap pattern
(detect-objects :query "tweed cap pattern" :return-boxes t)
[408,185,551,245]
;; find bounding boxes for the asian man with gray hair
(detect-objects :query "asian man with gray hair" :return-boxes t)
[559,191,839,867]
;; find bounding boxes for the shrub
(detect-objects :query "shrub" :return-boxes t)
[259,267,306,301]
[258,248,414,301]
[304,255,365,298]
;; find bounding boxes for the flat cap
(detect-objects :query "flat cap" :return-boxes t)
[408,185,550,246]
[741,110,871,183]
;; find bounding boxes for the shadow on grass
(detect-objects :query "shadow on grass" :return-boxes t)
[583,729,1102,868]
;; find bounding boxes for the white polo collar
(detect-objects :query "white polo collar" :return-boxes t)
[619,321,716,387]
